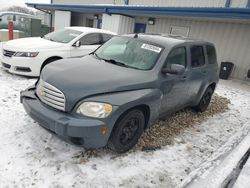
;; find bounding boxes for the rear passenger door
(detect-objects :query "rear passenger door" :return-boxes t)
[188,45,207,100]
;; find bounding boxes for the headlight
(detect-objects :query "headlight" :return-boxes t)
[76,102,113,118]
[14,52,39,57]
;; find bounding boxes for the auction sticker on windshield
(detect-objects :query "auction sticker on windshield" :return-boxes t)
[141,43,162,53]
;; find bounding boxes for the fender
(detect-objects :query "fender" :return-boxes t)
[194,81,209,106]
[193,80,218,106]
[75,88,163,128]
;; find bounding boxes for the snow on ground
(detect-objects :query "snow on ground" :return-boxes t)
[185,131,250,188]
[0,68,250,188]
[234,145,250,188]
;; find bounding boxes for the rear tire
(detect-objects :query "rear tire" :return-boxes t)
[109,109,145,153]
[193,87,214,112]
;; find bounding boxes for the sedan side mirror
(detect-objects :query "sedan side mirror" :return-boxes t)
[162,64,185,75]
[73,41,81,47]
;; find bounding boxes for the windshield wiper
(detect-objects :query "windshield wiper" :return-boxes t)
[91,54,140,70]
[49,38,57,42]
[102,58,131,68]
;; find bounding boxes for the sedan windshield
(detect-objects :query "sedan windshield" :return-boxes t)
[95,36,163,70]
[43,28,82,43]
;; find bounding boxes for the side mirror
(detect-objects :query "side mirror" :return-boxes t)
[73,41,81,47]
[0,18,2,22]
[162,64,185,75]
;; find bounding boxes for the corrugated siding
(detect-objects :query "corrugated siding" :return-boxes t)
[128,0,227,7]
[231,0,248,7]
[53,0,248,7]
[53,0,123,5]
[118,15,135,34]
[146,18,250,79]
[102,14,135,34]
[102,14,121,34]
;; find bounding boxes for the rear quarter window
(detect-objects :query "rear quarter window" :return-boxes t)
[80,33,102,45]
[206,45,217,64]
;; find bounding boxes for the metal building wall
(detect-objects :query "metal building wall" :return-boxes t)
[117,15,135,34]
[146,17,250,79]
[129,0,226,7]
[53,0,249,7]
[231,0,249,7]
[102,14,122,34]
[54,10,71,30]
[102,14,135,34]
[53,0,123,5]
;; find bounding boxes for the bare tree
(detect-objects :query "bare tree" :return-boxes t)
[1,6,35,15]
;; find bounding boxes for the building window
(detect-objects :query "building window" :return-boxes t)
[86,19,94,28]
[170,26,190,37]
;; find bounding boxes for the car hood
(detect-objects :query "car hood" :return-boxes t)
[41,55,156,111]
[3,37,64,51]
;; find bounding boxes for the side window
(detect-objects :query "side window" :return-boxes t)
[80,33,101,45]
[206,45,217,64]
[6,15,13,21]
[164,47,186,68]
[190,46,205,68]
[101,34,114,43]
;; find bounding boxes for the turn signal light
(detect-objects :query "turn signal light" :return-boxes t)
[102,126,107,136]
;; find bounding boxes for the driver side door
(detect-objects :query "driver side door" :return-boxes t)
[160,47,191,116]
[70,33,102,58]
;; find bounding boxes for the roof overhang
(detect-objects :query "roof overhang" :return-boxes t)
[26,3,250,20]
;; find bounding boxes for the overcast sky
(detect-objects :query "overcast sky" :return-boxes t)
[0,0,50,9]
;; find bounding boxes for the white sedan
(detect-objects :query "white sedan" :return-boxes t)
[0,27,116,77]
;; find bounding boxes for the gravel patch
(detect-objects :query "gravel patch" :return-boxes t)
[135,94,231,151]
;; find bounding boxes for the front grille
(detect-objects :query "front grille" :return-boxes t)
[36,79,65,111]
[15,66,31,72]
[3,49,16,57]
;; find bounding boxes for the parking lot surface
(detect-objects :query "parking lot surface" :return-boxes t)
[0,68,250,188]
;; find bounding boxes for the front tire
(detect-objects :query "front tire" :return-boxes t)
[193,87,214,112]
[109,109,145,153]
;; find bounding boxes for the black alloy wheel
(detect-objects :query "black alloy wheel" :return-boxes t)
[109,109,145,153]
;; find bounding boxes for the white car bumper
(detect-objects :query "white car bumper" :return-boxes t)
[0,55,42,77]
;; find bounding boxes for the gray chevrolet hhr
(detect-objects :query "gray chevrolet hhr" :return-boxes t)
[21,34,219,153]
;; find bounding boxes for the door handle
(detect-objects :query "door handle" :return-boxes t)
[180,75,187,81]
